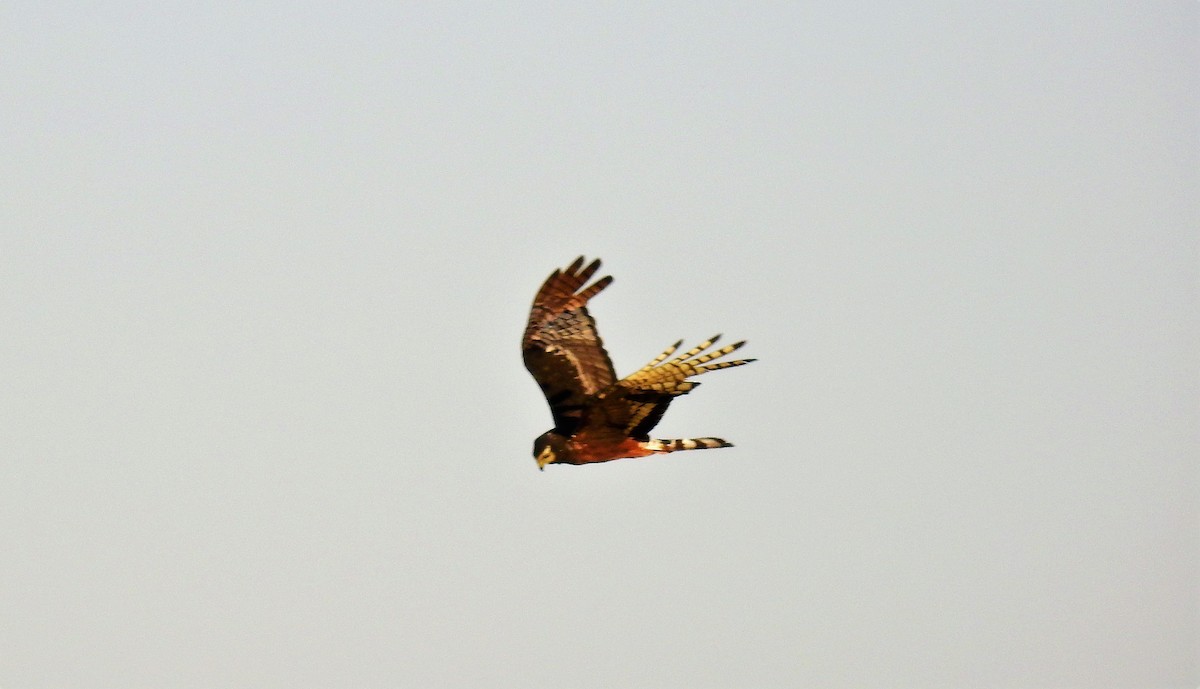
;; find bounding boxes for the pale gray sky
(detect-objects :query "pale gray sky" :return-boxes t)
[1,3,1196,688]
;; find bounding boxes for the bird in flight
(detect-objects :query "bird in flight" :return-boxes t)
[522,256,755,470]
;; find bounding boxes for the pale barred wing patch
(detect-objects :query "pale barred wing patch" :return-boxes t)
[599,335,755,438]
[522,257,617,431]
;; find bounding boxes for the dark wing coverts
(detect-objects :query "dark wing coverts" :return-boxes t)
[522,257,616,432]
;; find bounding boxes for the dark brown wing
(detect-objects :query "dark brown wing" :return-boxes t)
[522,256,616,433]
[586,336,755,439]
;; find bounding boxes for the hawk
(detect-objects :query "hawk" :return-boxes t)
[523,256,755,469]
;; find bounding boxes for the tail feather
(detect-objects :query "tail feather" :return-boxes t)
[643,437,733,453]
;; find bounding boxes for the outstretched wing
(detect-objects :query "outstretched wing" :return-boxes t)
[588,335,755,439]
[522,256,616,433]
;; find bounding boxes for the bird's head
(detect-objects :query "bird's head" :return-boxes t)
[533,431,568,471]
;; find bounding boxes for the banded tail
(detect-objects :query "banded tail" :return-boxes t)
[642,437,733,454]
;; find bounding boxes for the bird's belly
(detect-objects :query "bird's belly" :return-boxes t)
[564,436,654,464]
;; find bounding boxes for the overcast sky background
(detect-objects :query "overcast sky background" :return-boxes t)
[1,3,1196,688]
